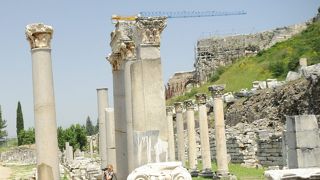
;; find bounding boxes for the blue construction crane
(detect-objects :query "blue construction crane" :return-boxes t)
[111,10,246,22]
[138,10,246,18]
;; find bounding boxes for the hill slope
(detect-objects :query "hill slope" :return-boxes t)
[167,20,320,105]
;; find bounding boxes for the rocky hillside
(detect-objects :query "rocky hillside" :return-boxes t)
[195,22,307,83]
[225,65,320,126]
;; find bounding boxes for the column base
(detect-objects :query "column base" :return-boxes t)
[189,169,199,177]
[213,173,237,180]
[199,168,214,178]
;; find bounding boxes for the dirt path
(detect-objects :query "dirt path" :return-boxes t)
[0,165,12,179]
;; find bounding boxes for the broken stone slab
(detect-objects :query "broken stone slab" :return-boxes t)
[264,168,320,180]
[127,162,192,180]
[301,63,320,80]
[286,71,301,82]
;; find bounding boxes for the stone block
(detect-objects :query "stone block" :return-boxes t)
[288,148,320,169]
[286,115,318,132]
[286,130,320,149]
[286,71,301,82]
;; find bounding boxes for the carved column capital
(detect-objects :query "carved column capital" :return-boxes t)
[195,93,207,105]
[166,106,174,115]
[184,99,194,110]
[208,84,225,98]
[120,40,136,60]
[135,17,167,45]
[26,23,53,49]
[174,102,183,113]
[107,53,122,71]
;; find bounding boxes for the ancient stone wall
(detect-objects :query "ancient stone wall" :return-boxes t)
[0,146,36,165]
[165,71,196,99]
[194,23,307,83]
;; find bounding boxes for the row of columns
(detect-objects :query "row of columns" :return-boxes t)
[166,86,231,178]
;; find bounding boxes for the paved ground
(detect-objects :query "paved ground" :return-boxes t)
[0,165,12,179]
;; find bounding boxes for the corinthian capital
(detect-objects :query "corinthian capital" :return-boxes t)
[135,17,167,45]
[26,23,53,49]
[120,40,136,60]
[107,53,122,71]
[195,93,207,105]
[174,102,183,113]
[166,106,174,115]
[184,100,194,110]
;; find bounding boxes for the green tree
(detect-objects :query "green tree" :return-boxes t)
[58,124,88,151]
[16,101,24,145]
[85,116,95,136]
[19,128,35,145]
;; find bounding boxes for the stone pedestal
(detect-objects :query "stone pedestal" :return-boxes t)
[184,100,198,176]
[105,108,117,172]
[174,102,185,166]
[96,88,109,169]
[284,115,320,169]
[195,94,213,178]
[166,106,176,161]
[26,23,60,180]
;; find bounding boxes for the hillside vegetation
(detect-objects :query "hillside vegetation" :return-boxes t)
[167,20,320,105]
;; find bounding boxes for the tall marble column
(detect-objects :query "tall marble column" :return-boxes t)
[108,21,136,178]
[166,106,176,161]
[26,23,60,180]
[174,102,185,166]
[195,93,213,178]
[209,85,236,179]
[130,17,168,167]
[97,88,109,169]
[105,108,117,172]
[184,100,199,177]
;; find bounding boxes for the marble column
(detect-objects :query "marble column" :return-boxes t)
[97,88,109,169]
[184,100,199,177]
[105,108,117,172]
[166,106,176,161]
[130,17,168,167]
[209,85,235,179]
[174,102,185,166]
[108,21,135,178]
[195,94,213,178]
[26,23,60,180]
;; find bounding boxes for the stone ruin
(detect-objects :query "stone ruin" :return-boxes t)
[165,71,197,99]
[194,22,307,84]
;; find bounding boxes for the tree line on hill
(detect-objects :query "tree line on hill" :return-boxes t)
[0,102,99,151]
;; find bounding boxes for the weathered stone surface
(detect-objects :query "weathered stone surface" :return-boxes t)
[225,69,320,126]
[127,162,192,180]
[286,71,301,82]
[265,168,320,180]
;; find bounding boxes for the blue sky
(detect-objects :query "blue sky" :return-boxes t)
[0,0,319,137]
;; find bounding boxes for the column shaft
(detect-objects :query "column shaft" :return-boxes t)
[198,104,212,171]
[186,108,197,171]
[166,108,175,161]
[176,111,185,166]
[213,98,229,175]
[106,108,117,172]
[97,88,109,169]
[31,48,60,180]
